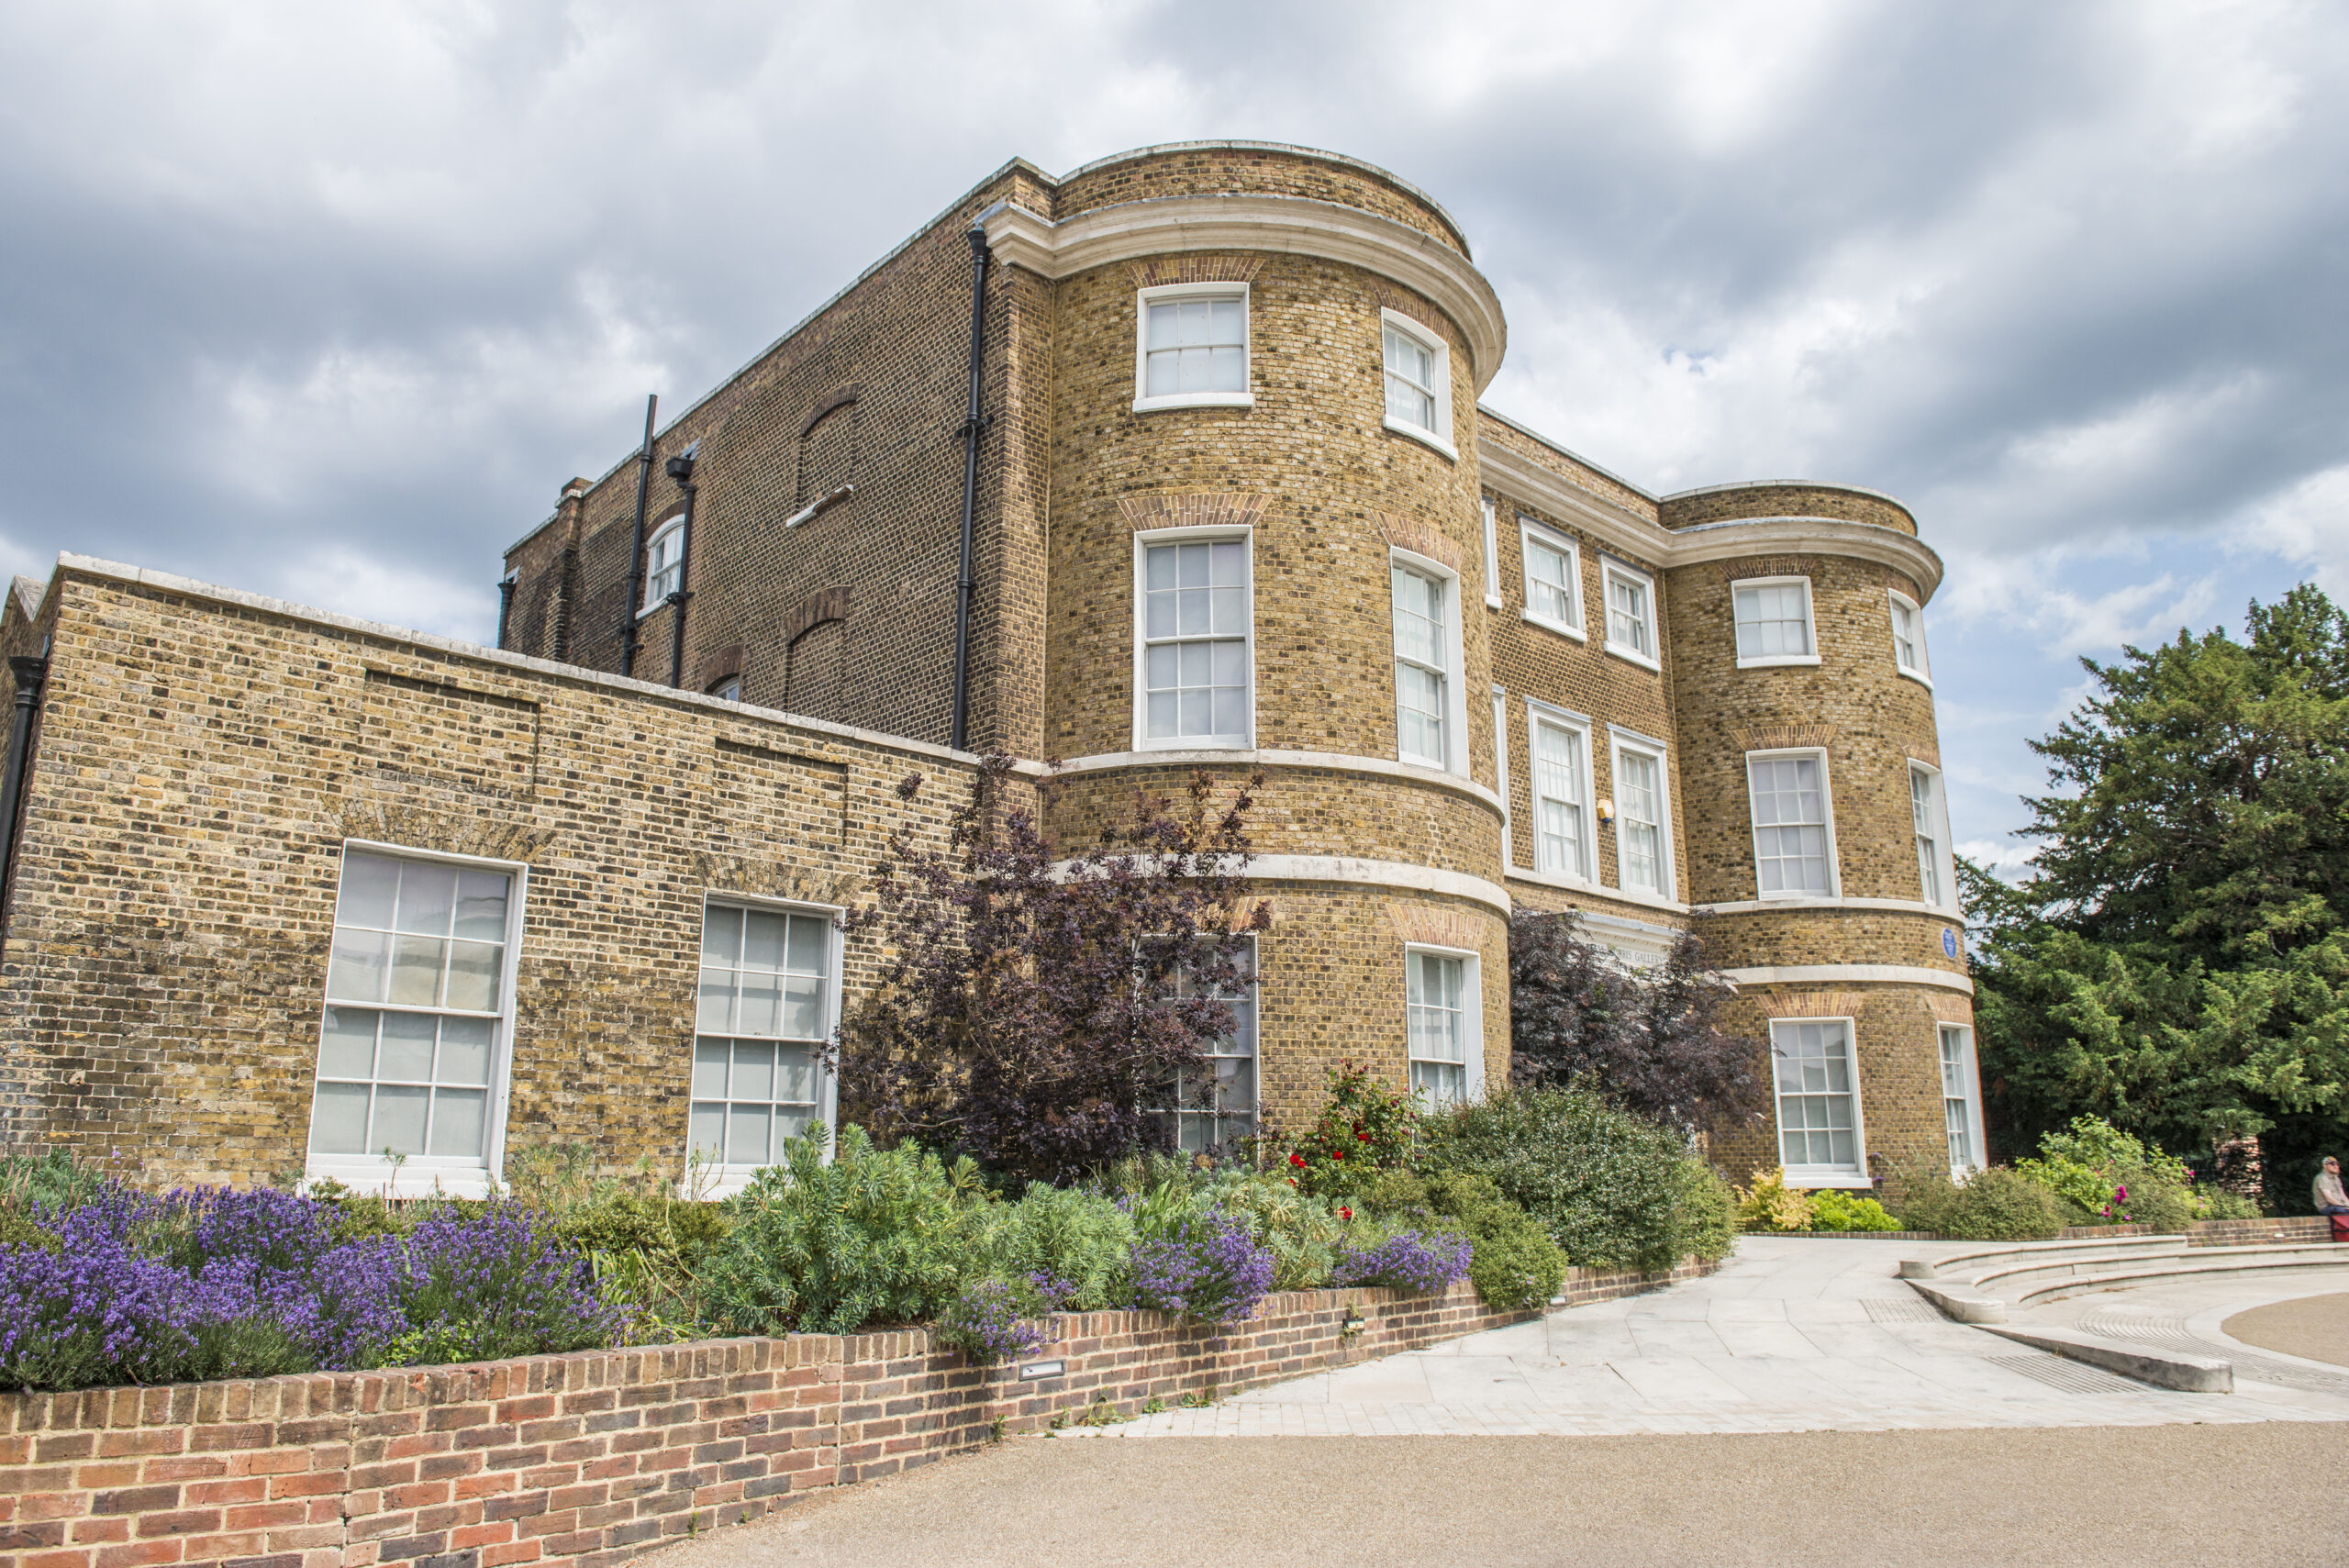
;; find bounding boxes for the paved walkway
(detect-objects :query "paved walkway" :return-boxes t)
[1081,1237,2349,1437]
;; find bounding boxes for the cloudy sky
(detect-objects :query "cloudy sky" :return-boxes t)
[1,0,2343,870]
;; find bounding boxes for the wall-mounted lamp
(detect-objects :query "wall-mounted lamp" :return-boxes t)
[1596,796,1616,827]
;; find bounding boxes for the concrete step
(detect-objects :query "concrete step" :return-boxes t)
[1902,1235,2188,1282]
[1976,1243,2349,1297]
[2011,1249,2349,1307]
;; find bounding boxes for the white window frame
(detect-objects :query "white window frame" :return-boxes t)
[1527,700,1598,886]
[1939,1024,1988,1177]
[1745,747,1842,899]
[1131,526,1255,751]
[1150,933,1262,1154]
[1389,549,1470,777]
[1133,283,1252,414]
[1492,686,1512,868]
[1770,1016,1870,1187]
[1379,309,1456,461]
[1889,589,1932,687]
[640,514,685,614]
[689,893,845,1195]
[1731,575,1820,669]
[306,840,529,1199]
[1519,517,1586,641]
[1909,760,1958,912]
[1599,556,1661,672]
[1480,496,1502,609]
[1609,727,1675,900]
[1403,942,1485,1107]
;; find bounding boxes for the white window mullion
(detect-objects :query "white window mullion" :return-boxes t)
[1601,558,1659,670]
[1939,1024,1986,1175]
[1610,731,1672,897]
[1772,1018,1865,1181]
[690,901,838,1183]
[1731,577,1818,667]
[1135,284,1252,412]
[1532,713,1591,882]
[1747,750,1837,897]
[1481,497,1502,609]
[1406,947,1478,1106]
[1391,560,1458,772]
[1380,310,1454,456]
[1890,590,1932,684]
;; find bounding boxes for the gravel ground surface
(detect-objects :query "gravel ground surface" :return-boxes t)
[2226,1291,2349,1367]
[656,1426,2349,1567]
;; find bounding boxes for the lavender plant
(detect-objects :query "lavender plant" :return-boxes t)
[934,1278,1049,1365]
[1129,1211,1274,1324]
[1330,1229,1473,1294]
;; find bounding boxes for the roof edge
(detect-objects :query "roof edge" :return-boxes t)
[1052,140,1471,258]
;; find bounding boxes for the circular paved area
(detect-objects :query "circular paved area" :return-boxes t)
[2226,1290,2349,1367]
[661,1425,2349,1567]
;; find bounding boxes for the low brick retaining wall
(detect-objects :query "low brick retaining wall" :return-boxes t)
[0,1261,1716,1568]
[1758,1218,2335,1244]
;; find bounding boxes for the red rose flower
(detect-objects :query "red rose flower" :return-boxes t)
[1339,1206,1353,1221]
[1289,1152,1306,1168]
[1356,1131,1370,1141]
[1331,1150,1345,1161]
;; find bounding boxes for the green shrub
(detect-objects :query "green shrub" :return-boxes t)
[1275,1063,1417,1196]
[967,1181,1136,1310]
[1676,1162,1739,1258]
[700,1124,984,1334]
[1353,1169,1566,1311]
[1418,1089,1717,1272]
[2013,1116,2221,1229]
[1203,1172,1357,1291]
[1895,1167,2065,1240]
[1733,1168,1813,1232]
[2202,1188,2262,1220]
[1805,1189,1904,1233]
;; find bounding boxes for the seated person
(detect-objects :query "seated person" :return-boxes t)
[2315,1155,2349,1217]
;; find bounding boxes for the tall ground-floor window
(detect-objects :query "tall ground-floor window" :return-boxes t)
[691,899,839,1181]
[1771,1017,1865,1183]
[1406,947,1481,1107]
[308,844,522,1194]
[1152,938,1258,1154]
[1940,1024,1987,1175]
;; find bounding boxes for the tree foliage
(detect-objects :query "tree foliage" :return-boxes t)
[1969,584,2349,1207]
[1506,911,1766,1138]
[835,757,1267,1184]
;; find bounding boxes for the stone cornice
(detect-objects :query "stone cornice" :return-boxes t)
[1475,442,1946,603]
[982,195,1509,392]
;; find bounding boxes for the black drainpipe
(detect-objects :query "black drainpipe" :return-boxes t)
[664,448,698,687]
[620,393,658,677]
[949,217,993,752]
[0,647,50,955]
[495,573,516,651]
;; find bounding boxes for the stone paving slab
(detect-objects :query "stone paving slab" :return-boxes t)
[1074,1237,2349,1439]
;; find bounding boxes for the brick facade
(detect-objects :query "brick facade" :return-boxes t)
[0,140,1971,1195]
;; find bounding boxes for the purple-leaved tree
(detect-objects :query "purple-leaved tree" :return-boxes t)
[1508,911,1766,1140]
[835,756,1267,1184]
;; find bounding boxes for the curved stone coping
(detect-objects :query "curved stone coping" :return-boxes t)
[1475,441,1946,602]
[1659,477,1916,516]
[1718,962,1974,995]
[1702,895,1964,920]
[1968,1244,2321,1294]
[1246,854,1511,918]
[2013,1251,2349,1307]
[1052,747,1505,819]
[1906,1234,2189,1281]
[983,195,1508,392]
[1052,139,1474,255]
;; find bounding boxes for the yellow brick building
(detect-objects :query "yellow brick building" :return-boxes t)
[0,143,1981,1198]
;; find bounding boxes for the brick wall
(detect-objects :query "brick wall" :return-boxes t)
[0,1264,1717,1568]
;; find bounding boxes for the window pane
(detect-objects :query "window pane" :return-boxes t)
[786,914,827,975]
[386,935,444,1006]
[373,1085,429,1155]
[377,1011,437,1082]
[440,1016,493,1085]
[318,1007,377,1079]
[697,967,735,1034]
[700,905,742,966]
[729,1103,771,1167]
[689,1102,726,1161]
[451,871,509,940]
[742,911,788,973]
[327,930,390,1003]
[732,1040,776,1101]
[1146,301,1178,350]
[339,853,400,930]
[777,1044,820,1106]
[782,975,824,1039]
[429,1089,485,1158]
[693,1039,730,1099]
[736,969,782,1036]
[394,863,456,938]
[310,1083,371,1154]
[443,940,501,1012]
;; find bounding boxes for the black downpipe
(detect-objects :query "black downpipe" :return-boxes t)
[949,222,991,753]
[495,574,516,651]
[665,451,697,688]
[620,393,658,677]
[0,650,50,956]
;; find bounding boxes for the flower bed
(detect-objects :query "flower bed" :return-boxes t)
[0,1263,1714,1568]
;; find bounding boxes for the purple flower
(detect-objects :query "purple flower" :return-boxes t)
[1130,1211,1273,1324]
[941,1279,1048,1365]
[1331,1230,1472,1295]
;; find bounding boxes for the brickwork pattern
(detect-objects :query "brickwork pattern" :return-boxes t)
[1047,144,1470,255]
[1659,484,1917,537]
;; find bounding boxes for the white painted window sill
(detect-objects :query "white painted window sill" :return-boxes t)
[303,1162,496,1200]
[1782,1170,1876,1191]
[785,483,856,529]
[1134,733,1253,752]
[1754,887,1842,904]
[1603,643,1661,673]
[1134,393,1255,415]
[636,595,678,622]
[1522,610,1587,643]
[1485,595,1504,610]
[1737,654,1821,669]
[1382,417,1458,462]
[1898,665,1935,690]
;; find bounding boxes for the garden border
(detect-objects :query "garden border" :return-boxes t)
[1752,1218,2332,1244]
[0,1261,1716,1568]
